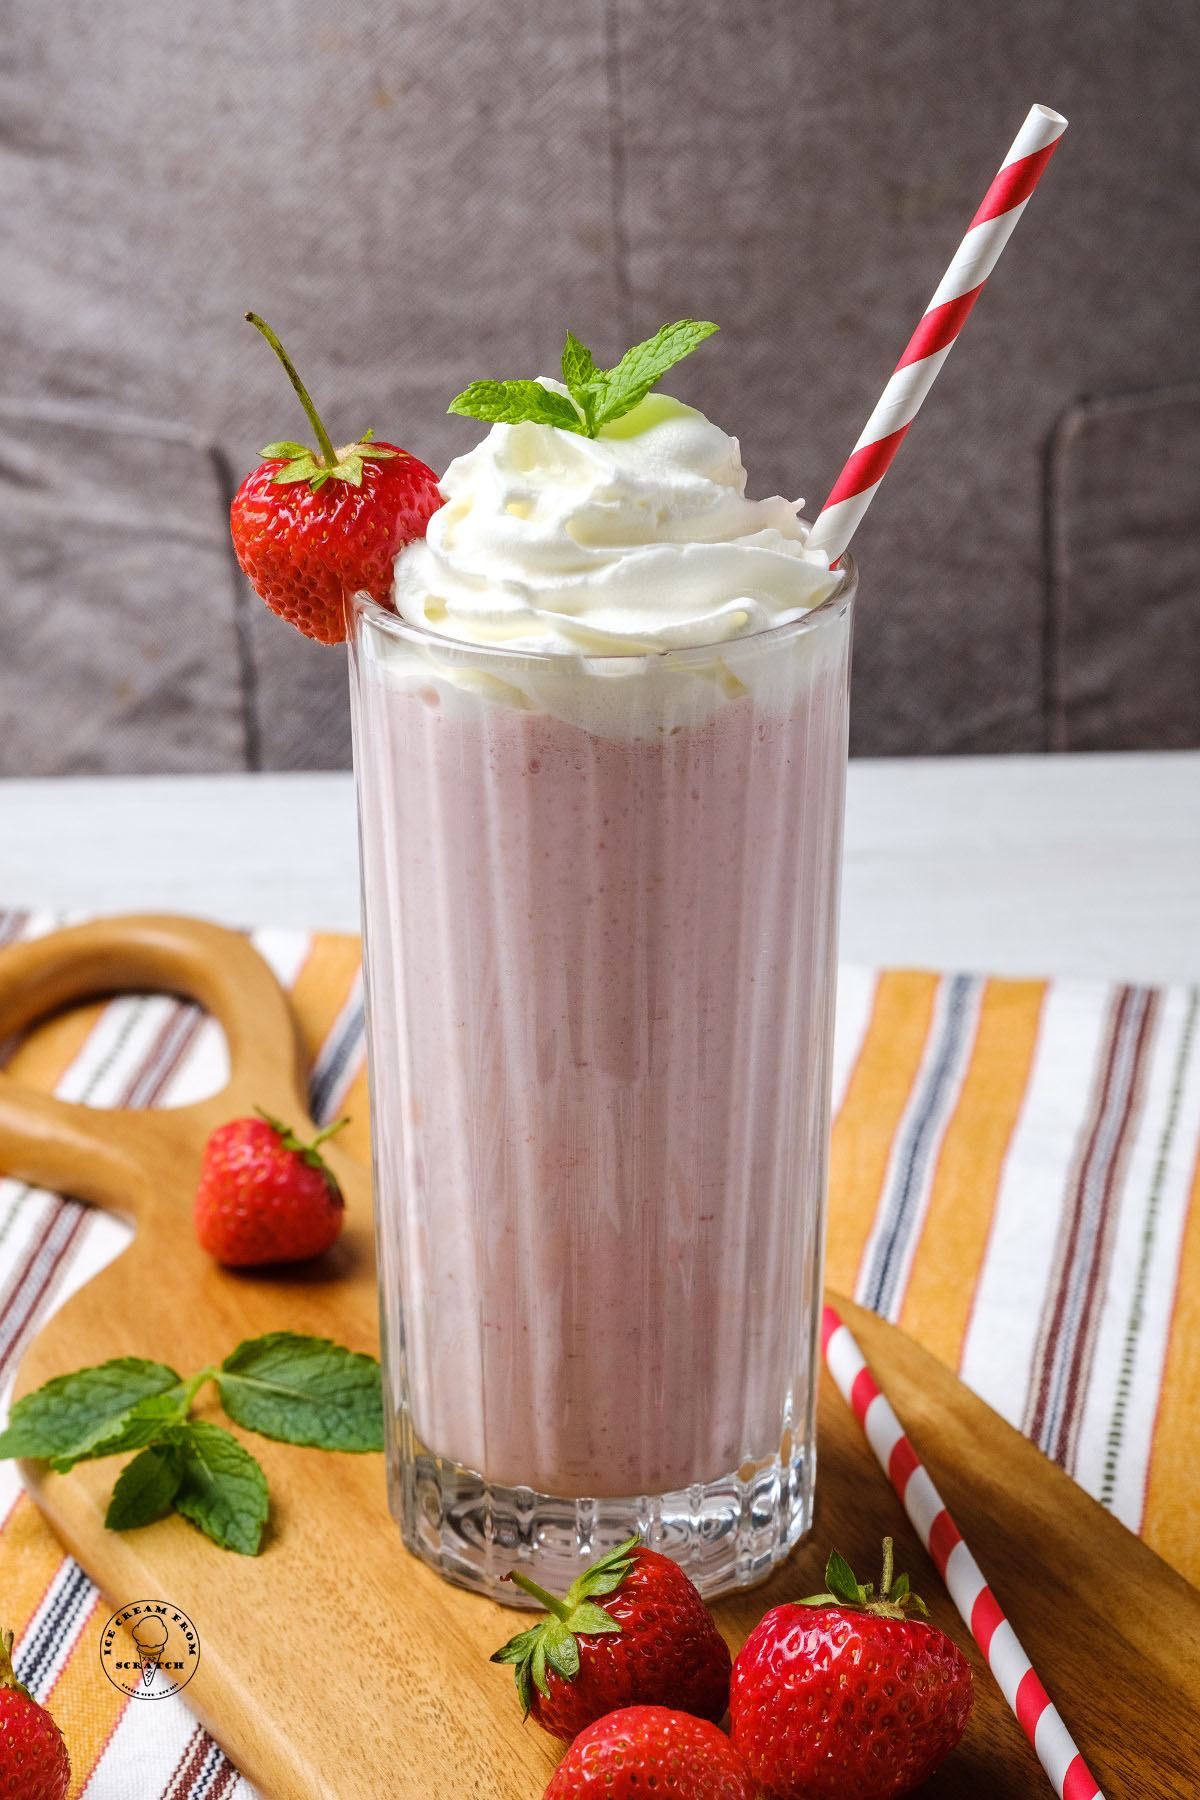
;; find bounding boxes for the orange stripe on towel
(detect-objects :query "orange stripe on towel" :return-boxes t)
[48,1598,131,1800]
[1140,1131,1200,1585]
[827,971,940,1295]
[288,935,361,1065]
[0,1491,73,1634]
[900,978,1046,1369]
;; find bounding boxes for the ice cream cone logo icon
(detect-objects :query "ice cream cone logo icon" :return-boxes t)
[131,1616,169,1689]
[100,1601,198,1699]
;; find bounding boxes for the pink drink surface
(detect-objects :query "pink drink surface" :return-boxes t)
[354,633,848,1498]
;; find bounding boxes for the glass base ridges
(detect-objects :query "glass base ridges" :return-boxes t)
[392,1431,816,1604]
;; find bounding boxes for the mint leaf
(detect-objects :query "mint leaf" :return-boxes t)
[448,380,585,434]
[560,331,596,392]
[105,1444,183,1531]
[0,1360,181,1471]
[170,1422,269,1556]
[217,1332,384,1452]
[560,333,605,432]
[593,319,718,429]
[59,1383,202,1471]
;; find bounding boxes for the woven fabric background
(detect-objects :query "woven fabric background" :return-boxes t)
[1,1,1199,771]
[1,915,1198,1795]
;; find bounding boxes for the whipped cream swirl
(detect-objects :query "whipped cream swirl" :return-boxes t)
[392,387,838,653]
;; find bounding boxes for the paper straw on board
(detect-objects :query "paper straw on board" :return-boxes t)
[821,1303,1105,1800]
[807,103,1067,563]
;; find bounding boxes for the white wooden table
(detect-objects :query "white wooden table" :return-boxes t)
[1,752,1197,984]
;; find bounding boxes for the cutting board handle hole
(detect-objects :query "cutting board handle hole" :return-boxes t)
[1,990,230,1110]
[0,915,314,1217]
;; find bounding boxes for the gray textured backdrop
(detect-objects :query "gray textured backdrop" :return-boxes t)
[1,1,1197,772]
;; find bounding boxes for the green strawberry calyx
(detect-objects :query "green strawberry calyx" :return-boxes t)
[800,1537,931,1622]
[490,1533,640,1715]
[245,313,400,492]
[0,1628,35,1704]
[253,1108,349,1205]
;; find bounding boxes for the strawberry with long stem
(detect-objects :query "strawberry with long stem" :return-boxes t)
[230,315,442,645]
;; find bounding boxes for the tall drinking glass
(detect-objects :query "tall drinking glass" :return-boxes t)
[347,561,856,1601]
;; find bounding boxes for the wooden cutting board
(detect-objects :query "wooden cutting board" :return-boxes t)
[1,915,1197,1799]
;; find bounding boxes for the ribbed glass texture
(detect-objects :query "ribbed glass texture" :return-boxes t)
[348,565,856,1601]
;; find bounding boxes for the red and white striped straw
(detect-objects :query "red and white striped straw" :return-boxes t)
[806,103,1067,564]
[821,1303,1105,1800]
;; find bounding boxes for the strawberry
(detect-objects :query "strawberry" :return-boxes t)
[0,1626,70,1800]
[728,1539,973,1800]
[543,1706,754,1800]
[230,313,442,644]
[491,1534,730,1742]
[194,1109,348,1267]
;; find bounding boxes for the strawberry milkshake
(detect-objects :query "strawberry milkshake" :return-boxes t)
[347,332,855,1598]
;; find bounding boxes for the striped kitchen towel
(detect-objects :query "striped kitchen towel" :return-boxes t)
[1,912,1198,1798]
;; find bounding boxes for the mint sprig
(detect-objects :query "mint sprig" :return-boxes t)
[448,319,719,438]
[0,1331,384,1556]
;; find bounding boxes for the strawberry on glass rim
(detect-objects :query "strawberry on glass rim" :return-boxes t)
[230,313,442,645]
